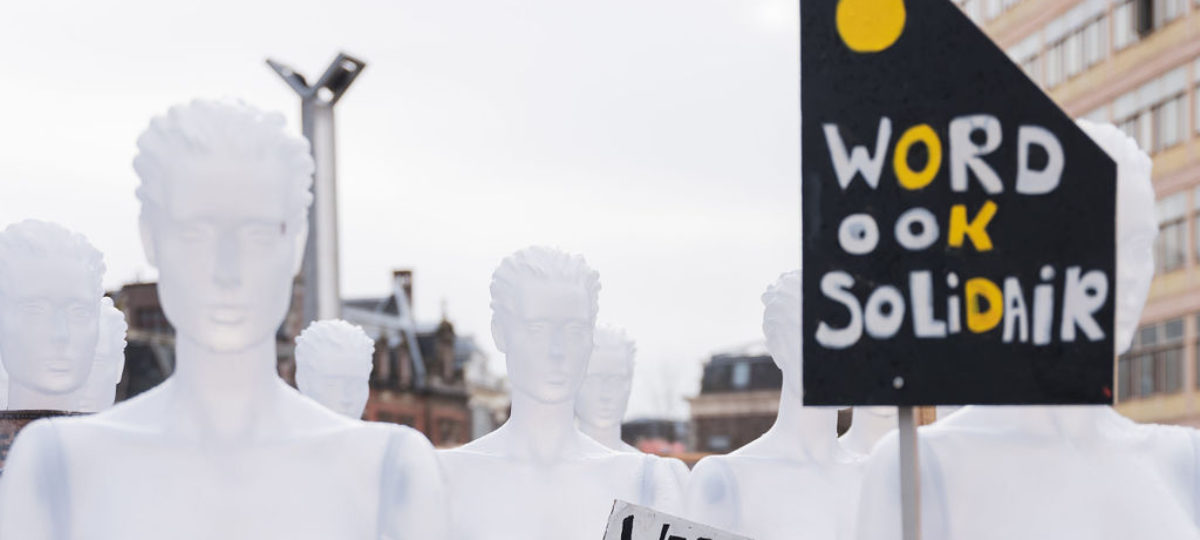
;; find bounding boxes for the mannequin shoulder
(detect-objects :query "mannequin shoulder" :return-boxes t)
[369,422,436,454]
[687,454,738,497]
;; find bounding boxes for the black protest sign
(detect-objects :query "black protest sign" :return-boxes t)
[801,0,1116,406]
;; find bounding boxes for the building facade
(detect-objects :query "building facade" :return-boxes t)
[688,350,783,453]
[958,0,1200,425]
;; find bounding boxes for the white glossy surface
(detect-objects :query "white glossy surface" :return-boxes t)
[0,220,105,411]
[686,270,865,540]
[439,247,682,540]
[840,406,897,456]
[0,100,445,539]
[73,297,128,412]
[577,325,691,489]
[855,121,1199,540]
[295,319,374,419]
[576,325,637,453]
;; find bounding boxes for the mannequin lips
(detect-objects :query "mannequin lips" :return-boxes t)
[208,305,247,325]
[46,361,74,373]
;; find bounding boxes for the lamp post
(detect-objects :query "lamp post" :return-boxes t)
[267,52,366,325]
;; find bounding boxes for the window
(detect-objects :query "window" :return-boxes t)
[1119,318,1185,400]
[1021,55,1042,86]
[1153,0,1186,30]
[1045,42,1064,88]
[1157,193,1187,274]
[731,362,751,389]
[1153,94,1186,152]
[1115,1,1139,50]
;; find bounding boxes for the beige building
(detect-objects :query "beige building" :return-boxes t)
[958,0,1200,425]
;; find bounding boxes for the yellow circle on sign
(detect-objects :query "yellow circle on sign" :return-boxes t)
[836,0,907,53]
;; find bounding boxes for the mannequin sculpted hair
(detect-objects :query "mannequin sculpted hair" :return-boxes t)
[295,319,375,377]
[761,270,802,399]
[133,99,313,227]
[0,220,105,300]
[489,246,601,329]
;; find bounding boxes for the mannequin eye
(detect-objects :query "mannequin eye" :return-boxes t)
[20,301,48,315]
[243,223,280,243]
[68,304,93,319]
[175,221,212,242]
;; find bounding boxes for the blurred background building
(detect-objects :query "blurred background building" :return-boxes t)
[109,269,500,448]
[687,346,782,453]
[955,0,1200,426]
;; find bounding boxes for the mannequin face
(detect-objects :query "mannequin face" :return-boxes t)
[296,358,370,419]
[145,159,301,352]
[576,347,633,428]
[496,281,594,404]
[76,299,126,412]
[0,258,99,395]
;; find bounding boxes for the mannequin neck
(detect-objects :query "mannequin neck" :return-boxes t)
[842,406,898,452]
[759,383,840,461]
[167,332,287,442]
[7,380,74,411]
[578,418,625,451]
[505,389,585,462]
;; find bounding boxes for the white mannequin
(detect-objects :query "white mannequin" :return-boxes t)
[856,121,1200,540]
[576,325,639,453]
[686,270,865,540]
[438,247,683,540]
[294,319,374,419]
[74,297,128,412]
[576,325,691,489]
[0,220,104,411]
[0,100,445,539]
[839,406,897,455]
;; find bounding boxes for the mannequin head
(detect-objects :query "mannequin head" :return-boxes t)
[294,319,374,418]
[575,325,635,429]
[76,297,128,412]
[490,246,600,405]
[133,99,313,353]
[0,220,104,405]
[1076,120,1157,355]
[762,270,801,396]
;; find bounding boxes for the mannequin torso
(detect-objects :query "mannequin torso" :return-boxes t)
[856,406,1200,540]
[687,388,865,540]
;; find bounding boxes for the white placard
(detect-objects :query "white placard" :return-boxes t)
[602,500,753,540]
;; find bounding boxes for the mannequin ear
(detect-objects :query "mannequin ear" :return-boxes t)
[139,214,157,268]
[491,317,507,353]
[291,220,308,277]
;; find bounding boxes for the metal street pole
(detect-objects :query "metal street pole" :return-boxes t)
[267,52,366,326]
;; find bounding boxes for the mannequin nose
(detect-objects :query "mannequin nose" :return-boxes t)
[548,332,565,360]
[213,234,243,289]
[50,309,70,343]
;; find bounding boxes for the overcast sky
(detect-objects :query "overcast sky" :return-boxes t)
[0,0,799,419]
